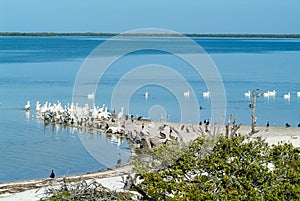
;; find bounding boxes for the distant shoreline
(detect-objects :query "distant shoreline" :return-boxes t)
[1,32,300,38]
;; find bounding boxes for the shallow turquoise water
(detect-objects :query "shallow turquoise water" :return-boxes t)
[0,36,300,182]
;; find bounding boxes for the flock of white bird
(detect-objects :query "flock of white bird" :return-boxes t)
[23,89,299,128]
[24,99,125,130]
[25,89,299,114]
[183,90,210,98]
[183,89,299,100]
[145,89,299,100]
[244,90,300,100]
[144,90,210,100]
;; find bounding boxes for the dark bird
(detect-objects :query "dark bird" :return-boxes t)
[50,170,55,178]
[117,153,122,167]
[199,121,202,125]
[285,123,291,128]
[159,131,166,139]
[169,133,176,140]
[266,121,269,127]
[158,124,167,130]
[206,119,210,125]
[298,123,300,127]
[130,115,134,122]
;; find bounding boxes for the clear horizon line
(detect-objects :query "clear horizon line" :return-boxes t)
[1,32,300,38]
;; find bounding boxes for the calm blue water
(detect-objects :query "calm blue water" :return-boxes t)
[1,36,300,182]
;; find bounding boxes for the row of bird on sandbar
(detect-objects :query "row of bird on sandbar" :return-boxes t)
[24,99,130,133]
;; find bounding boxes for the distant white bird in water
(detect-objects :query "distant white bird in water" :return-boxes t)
[284,92,291,100]
[269,90,276,97]
[203,91,210,98]
[144,91,149,99]
[244,91,251,98]
[297,92,300,97]
[263,91,270,98]
[184,90,190,98]
[264,90,276,98]
[25,101,30,111]
[87,92,95,101]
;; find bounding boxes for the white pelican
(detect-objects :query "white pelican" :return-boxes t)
[87,92,95,101]
[144,91,149,99]
[25,101,30,111]
[118,107,124,119]
[297,92,300,97]
[203,91,210,98]
[244,91,251,98]
[269,90,276,96]
[40,102,49,113]
[97,107,111,120]
[263,91,270,98]
[35,101,41,112]
[284,93,291,100]
[99,104,105,113]
[184,90,190,98]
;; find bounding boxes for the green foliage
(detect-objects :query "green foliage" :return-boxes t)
[48,191,71,201]
[134,135,300,200]
[131,140,187,175]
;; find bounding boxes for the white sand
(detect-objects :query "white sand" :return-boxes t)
[1,123,300,200]
[0,165,132,200]
[238,125,300,147]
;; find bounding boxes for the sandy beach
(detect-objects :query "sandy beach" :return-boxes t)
[1,121,300,200]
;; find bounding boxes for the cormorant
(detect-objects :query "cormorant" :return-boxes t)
[50,170,55,178]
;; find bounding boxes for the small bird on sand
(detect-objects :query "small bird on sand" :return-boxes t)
[159,131,166,139]
[266,121,269,127]
[285,123,291,128]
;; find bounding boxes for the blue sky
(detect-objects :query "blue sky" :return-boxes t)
[0,0,299,34]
